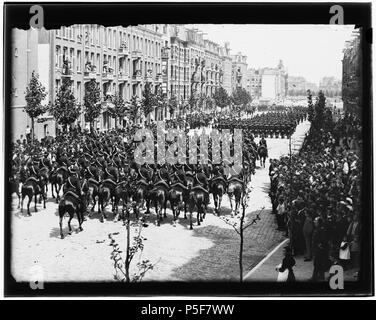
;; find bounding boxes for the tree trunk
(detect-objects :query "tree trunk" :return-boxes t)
[31,118,35,143]
[125,209,130,283]
[239,206,245,283]
[115,117,118,129]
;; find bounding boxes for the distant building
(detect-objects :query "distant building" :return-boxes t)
[260,60,287,102]
[245,68,262,99]
[11,24,235,140]
[231,52,248,91]
[319,76,341,97]
[287,76,318,96]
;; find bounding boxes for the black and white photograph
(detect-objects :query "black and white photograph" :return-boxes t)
[3,2,373,298]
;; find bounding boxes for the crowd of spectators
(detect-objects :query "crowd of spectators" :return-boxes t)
[269,110,362,281]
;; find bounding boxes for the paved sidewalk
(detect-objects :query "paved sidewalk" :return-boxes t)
[244,238,358,282]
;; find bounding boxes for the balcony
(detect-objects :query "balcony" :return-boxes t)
[132,70,142,82]
[61,66,74,78]
[132,50,142,60]
[155,73,163,83]
[102,70,114,82]
[145,70,154,83]
[161,47,170,60]
[83,65,97,80]
[118,43,130,56]
[118,72,130,82]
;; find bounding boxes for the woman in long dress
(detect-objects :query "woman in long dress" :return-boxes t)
[277,246,296,282]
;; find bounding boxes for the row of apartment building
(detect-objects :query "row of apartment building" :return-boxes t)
[11,24,247,140]
[11,24,290,141]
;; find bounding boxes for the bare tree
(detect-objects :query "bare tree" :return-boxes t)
[220,184,265,282]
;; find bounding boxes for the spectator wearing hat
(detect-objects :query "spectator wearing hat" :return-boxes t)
[311,217,329,281]
[303,210,314,261]
[276,246,296,282]
[276,196,286,230]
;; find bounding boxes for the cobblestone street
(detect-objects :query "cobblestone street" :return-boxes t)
[11,121,310,282]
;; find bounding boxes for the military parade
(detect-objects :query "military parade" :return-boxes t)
[7,20,365,286]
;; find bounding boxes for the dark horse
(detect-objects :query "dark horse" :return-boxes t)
[168,182,188,223]
[258,145,268,168]
[210,176,227,216]
[58,191,84,239]
[187,186,208,230]
[98,179,118,222]
[50,166,69,202]
[227,177,244,216]
[149,180,169,226]
[21,176,46,216]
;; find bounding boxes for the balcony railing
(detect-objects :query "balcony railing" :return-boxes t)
[118,46,130,56]
[61,66,73,78]
[102,71,114,81]
[133,70,142,82]
[132,50,142,59]
[155,73,163,83]
[84,67,97,79]
[118,72,130,82]
[145,74,154,83]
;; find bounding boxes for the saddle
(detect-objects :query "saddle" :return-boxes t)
[170,182,188,190]
[138,179,149,187]
[227,177,244,185]
[56,166,68,173]
[88,177,100,185]
[191,185,209,194]
[101,179,117,187]
[154,180,170,189]
[63,190,81,200]
[25,176,39,184]
[211,176,227,185]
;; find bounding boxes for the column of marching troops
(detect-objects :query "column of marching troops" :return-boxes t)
[10,107,308,238]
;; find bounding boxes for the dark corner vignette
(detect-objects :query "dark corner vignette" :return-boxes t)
[3,2,373,297]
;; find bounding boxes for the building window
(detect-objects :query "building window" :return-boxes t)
[77,50,82,71]
[77,82,81,102]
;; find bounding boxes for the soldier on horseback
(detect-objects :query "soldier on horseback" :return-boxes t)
[64,167,86,213]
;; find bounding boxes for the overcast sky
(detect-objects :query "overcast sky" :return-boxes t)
[186,24,355,84]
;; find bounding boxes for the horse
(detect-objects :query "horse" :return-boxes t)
[50,166,69,202]
[21,176,46,216]
[58,191,84,239]
[149,179,169,226]
[210,175,227,216]
[84,167,101,215]
[98,178,118,222]
[187,185,208,230]
[227,176,244,216]
[10,172,21,208]
[258,145,268,168]
[168,182,188,223]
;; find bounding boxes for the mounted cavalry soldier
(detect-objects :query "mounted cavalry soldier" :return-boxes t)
[63,166,86,213]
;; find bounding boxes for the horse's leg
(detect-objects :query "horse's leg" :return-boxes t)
[184,202,187,219]
[78,207,84,231]
[218,193,223,216]
[21,191,25,213]
[228,193,234,216]
[16,190,21,209]
[156,202,160,226]
[27,195,32,216]
[214,193,218,215]
[59,214,64,239]
[68,214,73,235]
[51,182,55,198]
[43,191,46,209]
[34,193,38,213]
[163,198,167,218]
